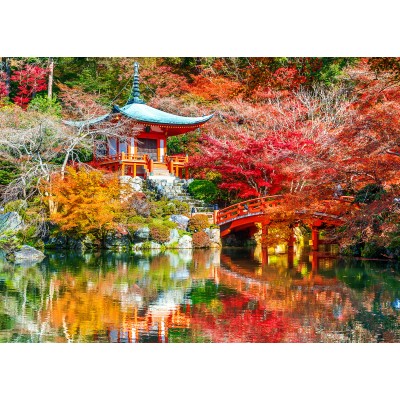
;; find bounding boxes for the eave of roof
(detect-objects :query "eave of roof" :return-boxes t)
[113,103,213,126]
[63,113,111,128]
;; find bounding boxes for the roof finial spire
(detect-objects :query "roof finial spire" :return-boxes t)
[127,61,145,105]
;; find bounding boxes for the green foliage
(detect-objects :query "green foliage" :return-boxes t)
[150,200,189,218]
[149,223,170,243]
[187,214,210,233]
[188,179,218,204]
[361,241,386,258]
[167,133,196,155]
[0,161,19,186]
[355,184,386,204]
[0,314,15,330]
[15,226,44,250]
[3,200,27,219]
[0,231,21,254]
[28,94,62,117]
[192,231,211,248]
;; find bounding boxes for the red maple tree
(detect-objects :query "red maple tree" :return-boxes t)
[11,64,48,107]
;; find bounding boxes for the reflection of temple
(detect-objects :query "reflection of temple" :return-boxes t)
[2,247,400,343]
[42,250,221,343]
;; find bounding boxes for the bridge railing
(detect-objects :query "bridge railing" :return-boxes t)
[216,195,283,225]
[216,195,357,226]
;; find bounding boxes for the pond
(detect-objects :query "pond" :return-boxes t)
[0,244,400,343]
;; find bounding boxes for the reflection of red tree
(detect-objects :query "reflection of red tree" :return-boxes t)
[190,294,299,343]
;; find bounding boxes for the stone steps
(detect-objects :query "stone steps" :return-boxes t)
[146,177,213,212]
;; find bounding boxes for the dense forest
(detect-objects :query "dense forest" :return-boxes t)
[0,57,399,258]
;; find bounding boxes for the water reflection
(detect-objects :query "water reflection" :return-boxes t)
[0,244,399,343]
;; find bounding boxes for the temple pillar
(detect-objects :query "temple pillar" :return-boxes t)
[311,253,319,272]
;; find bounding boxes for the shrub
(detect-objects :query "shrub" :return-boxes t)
[150,200,190,218]
[361,241,386,258]
[355,184,385,204]
[192,231,211,248]
[128,192,151,217]
[171,200,190,215]
[188,179,218,204]
[149,223,170,243]
[28,94,62,117]
[187,214,210,233]
[4,200,27,219]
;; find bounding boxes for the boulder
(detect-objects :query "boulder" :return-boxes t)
[169,215,189,230]
[0,212,23,235]
[119,175,143,192]
[165,229,179,246]
[14,245,45,263]
[178,235,193,249]
[45,234,69,249]
[134,226,150,242]
[205,228,221,248]
[104,232,131,249]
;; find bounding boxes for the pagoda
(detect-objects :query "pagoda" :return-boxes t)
[65,62,213,179]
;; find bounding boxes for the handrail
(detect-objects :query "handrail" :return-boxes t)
[216,195,358,226]
[165,155,188,164]
[97,153,148,163]
[216,195,283,225]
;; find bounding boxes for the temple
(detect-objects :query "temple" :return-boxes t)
[64,62,213,180]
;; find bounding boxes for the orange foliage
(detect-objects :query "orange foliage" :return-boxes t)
[46,167,122,239]
[187,74,243,101]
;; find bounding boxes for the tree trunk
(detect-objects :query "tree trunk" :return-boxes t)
[48,57,54,99]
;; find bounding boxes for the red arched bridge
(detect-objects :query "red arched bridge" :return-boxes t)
[212,195,357,251]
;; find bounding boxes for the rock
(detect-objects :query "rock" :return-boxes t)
[134,226,150,242]
[169,215,189,230]
[178,235,192,249]
[205,228,221,248]
[104,232,131,249]
[0,212,23,235]
[165,229,179,246]
[45,234,69,249]
[119,175,143,192]
[149,241,161,249]
[14,245,45,263]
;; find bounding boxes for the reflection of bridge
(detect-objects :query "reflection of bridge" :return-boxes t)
[215,196,357,251]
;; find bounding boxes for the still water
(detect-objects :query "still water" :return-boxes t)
[1,244,400,343]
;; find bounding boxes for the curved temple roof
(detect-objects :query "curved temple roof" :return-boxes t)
[63,62,213,131]
[113,103,213,126]
[63,113,111,128]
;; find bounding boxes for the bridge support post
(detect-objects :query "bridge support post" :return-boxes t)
[261,247,268,266]
[287,228,295,268]
[261,224,268,249]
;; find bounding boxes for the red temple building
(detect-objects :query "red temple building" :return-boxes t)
[65,62,213,180]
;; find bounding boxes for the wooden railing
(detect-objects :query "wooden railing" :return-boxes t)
[165,155,188,164]
[216,196,283,225]
[97,153,148,163]
[165,155,189,178]
[216,195,357,226]
[97,153,189,178]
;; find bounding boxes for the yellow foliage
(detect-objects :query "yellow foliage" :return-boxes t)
[46,167,122,238]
